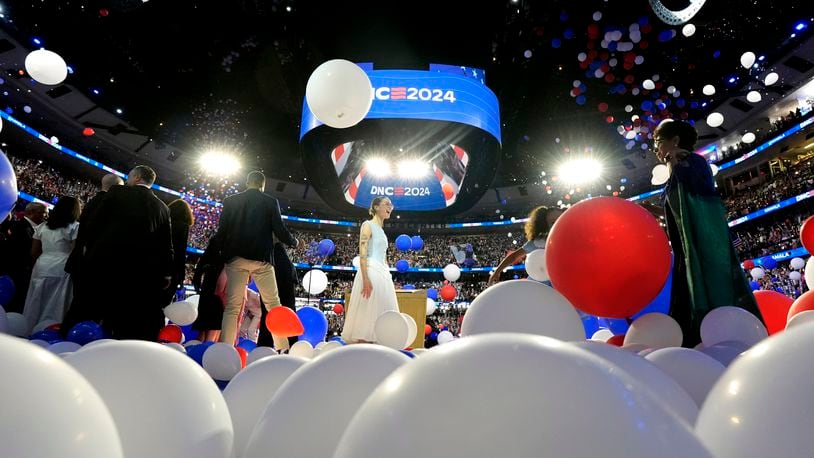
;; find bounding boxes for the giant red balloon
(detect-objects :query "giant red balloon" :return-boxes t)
[754,290,793,335]
[546,197,671,318]
[788,291,814,322]
[800,216,814,253]
[157,324,183,343]
[440,285,457,302]
[265,306,304,337]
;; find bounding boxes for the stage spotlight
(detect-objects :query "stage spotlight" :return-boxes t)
[558,158,603,184]
[199,150,241,176]
[365,157,391,177]
[397,159,429,178]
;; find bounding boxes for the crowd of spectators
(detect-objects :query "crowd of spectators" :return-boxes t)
[8,155,98,205]
[724,158,814,220]
[732,213,806,259]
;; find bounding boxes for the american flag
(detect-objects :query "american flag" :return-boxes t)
[732,234,744,249]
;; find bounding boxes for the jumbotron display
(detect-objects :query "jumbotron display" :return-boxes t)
[300,63,501,215]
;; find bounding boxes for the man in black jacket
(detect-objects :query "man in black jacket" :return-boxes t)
[0,202,47,313]
[83,165,173,340]
[214,170,301,346]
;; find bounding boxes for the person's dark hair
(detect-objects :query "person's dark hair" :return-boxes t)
[247,170,265,188]
[655,119,698,151]
[369,197,388,217]
[524,206,558,241]
[131,165,157,185]
[46,196,80,230]
[168,199,194,226]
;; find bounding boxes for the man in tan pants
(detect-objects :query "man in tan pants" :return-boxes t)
[214,171,301,347]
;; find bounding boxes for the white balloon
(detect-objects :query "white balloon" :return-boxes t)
[50,136,59,144]
[23,105,32,114]
[696,323,814,457]
[461,280,584,341]
[411,348,428,356]
[246,346,278,365]
[746,90,762,103]
[702,84,716,96]
[700,306,768,347]
[224,355,308,458]
[162,342,186,353]
[667,85,676,94]
[78,338,117,351]
[0,334,123,458]
[786,310,814,330]
[28,338,50,348]
[681,23,696,37]
[750,267,765,280]
[163,300,198,326]
[183,339,202,347]
[706,112,724,127]
[622,343,651,353]
[401,313,418,348]
[374,311,410,349]
[352,256,361,268]
[302,269,328,294]
[764,72,779,86]
[185,294,200,305]
[24,49,68,85]
[790,257,805,270]
[697,340,750,367]
[741,132,756,144]
[645,348,725,408]
[789,271,802,282]
[48,341,81,354]
[437,330,454,344]
[625,313,683,349]
[64,341,232,458]
[244,345,409,458]
[315,340,343,356]
[591,329,614,342]
[806,257,814,289]
[652,163,671,185]
[524,249,549,282]
[202,342,242,381]
[573,341,698,424]
[740,51,756,69]
[643,79,656,90]
[334,334,713,458]
[443,264,461,282]
[3,311,29,336]
[425,298,437,316]
[289,340,314,359]
[305,59,373,129]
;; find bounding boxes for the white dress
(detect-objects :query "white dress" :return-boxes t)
[342,221,399,342]
[23,222,78,331]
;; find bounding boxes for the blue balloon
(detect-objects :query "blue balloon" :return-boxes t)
[630,266,673,320]
[296,306,328,346]
[750,281,761,291]
[0,275,16,306]
[404,284,416,290]
[329,336,346,345]
[186,342,213,366]
[247,279,258,292]
[761,257,778,270]
[0,152,16,222]
[427,288,439,300]
[180,324,197,342]
[598,318,629,335]
[396,259,410,273]
[575,95,586,105]
[580,313,600,339]
[395,234,412,251]
[67,321,104,345]
[400,350,416,358]
[551,38,562,48]
[410,235,424,251]
[318,239,335,257]
[30,329,61,343]
[428,331,438,341]
[236,338,257,353]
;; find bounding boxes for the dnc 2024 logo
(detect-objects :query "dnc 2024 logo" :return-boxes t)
[370,186,431,197]
[373,87,456,103]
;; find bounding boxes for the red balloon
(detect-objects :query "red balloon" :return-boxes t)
[440,285,457,302]
[598,102,609,112]
[800,216,814,253]
[46,323,61,332]
[754,290,793,335]
[82,127,95,136]
[546,197,671,318]
[235,347,248,368]
[442,183,455,200]
[439,325,445,330]
[99,8,109,16]
[265,306,304,337]
[606,334,625,346]
[424,324,432,335]
[333,304,344,314]
[788,291,814,322]
[742,259,755,270]
[157,324,182,343]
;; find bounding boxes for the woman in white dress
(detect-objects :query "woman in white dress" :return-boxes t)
[342,196,399,343]
[23,196,81,332]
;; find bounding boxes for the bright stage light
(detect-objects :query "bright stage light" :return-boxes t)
[557,158,603,184]
[397,159,429,178]
[199,150,241,176]
[365,157,392,177]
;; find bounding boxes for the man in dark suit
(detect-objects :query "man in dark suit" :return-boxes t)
[214,170,301,346]
[62,173,124,335]
[83,165,173,340]
[0,202,47,313]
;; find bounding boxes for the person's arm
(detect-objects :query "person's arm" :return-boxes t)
[488,248,526,285]
[30,239,43,262]
[358,222,374,299]
[270,199,299,248]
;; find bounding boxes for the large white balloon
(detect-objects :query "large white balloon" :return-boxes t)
[334,334,713,458]
[4,312,31,337]
[202,342,242,381]
[573,341,698,425]
[645,347,725,408]
[305,59,372,129]
[524,249,549,281]
[0,334,123,458]
[624,313,683,349]
[64,341,232,458]
[223,355,308,458]
[374,310,410,349]
[437,330,455,344]
[700,306,768,347]
[244,345,409,458]
[401,313,418,348]
[702,84,716,96]
[425,297,437,316]
[746,90,762,103]
[302,269,328,294]
[681,23,696,37]
[48,341,81,354]
[741,132,756,144]
[706,112,724,128]
[24,49,68,85]
[652,163,671,186]
[790,257,805,270]
[764,72,779,86]
[696,323,814,457]
[740,51,756,69]
[789,271,802,282]
[697,340,750,367]
[591,328,614,342]
[461,280,584,341]
[443,264,461,282]
[185,294,200,305]
[164,300,198,326]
